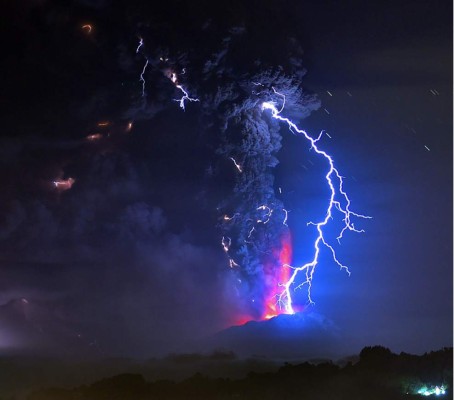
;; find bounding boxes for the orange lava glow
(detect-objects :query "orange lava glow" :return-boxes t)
[262,232,293,320]
[234,316,253,326]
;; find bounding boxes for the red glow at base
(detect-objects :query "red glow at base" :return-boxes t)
[262,231,293,320]
[234,316,253,326]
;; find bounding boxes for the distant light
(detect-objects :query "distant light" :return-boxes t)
[417,385,446,396]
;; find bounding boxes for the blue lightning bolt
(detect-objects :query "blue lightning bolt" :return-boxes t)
[261,90,371,314]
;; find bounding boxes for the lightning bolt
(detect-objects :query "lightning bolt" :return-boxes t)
[136,37,143,54]
[139,59,149,98]
[174,84,199,110]
[229,157,243,173]
[261,89,371,314]
[168,71,199,111]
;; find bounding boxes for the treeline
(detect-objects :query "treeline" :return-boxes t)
[27,346,452,400]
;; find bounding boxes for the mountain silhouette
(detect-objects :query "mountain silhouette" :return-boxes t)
[205,312,349,361]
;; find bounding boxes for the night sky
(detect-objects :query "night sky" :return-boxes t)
[1,0,452,359]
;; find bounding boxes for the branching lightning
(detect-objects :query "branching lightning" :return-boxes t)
[130,35,367,320]
[134,37,199,109]
[221,235,240,269]
[135,38,149,98]
[174,84,199,110]
[260,90,371,314]
[282,208,289,226]
[169,72,199,111]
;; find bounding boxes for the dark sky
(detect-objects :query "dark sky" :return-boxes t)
[0,0,452,359]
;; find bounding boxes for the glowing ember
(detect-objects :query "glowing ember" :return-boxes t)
[53,178,75,191]
[81,24,92,34]
[86,133,102,141]
[263,232,293,320]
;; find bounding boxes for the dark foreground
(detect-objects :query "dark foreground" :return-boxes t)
[26,346,452,400]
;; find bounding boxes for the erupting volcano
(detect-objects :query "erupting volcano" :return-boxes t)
[263,232,294,320]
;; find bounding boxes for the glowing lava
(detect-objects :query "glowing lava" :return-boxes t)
[263,232,294,320]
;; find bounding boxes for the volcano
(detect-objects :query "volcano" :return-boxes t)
[205,312,350,361]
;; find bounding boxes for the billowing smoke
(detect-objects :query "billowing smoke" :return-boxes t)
[1,0,322,356]
[203,55,320,319]
[127,18,320,320]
